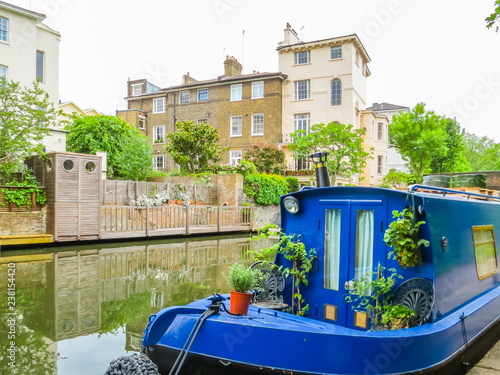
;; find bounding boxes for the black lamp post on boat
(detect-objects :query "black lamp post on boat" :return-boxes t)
[310,151,330,188]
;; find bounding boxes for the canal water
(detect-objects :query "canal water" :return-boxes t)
[0,234,276,375]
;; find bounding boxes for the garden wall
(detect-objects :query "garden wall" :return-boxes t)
[0,208,47,236]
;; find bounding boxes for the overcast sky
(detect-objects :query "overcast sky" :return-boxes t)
[10,0,500,142]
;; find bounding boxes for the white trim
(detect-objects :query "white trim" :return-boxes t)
[230,84,242,102]
[230,115,242,137]
[251,113,264,136]
[153,97,166,114]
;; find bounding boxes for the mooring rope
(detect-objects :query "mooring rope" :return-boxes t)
[104,353,159,375]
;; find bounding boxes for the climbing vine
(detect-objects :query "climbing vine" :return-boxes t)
[250,225,316,316]
[1,176,46,209]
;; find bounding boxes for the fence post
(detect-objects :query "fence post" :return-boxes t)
[31,190,36,212]
[217,206,220,232]
[250,205,254,230]
[146,205,150,236]
[186,206,190,234]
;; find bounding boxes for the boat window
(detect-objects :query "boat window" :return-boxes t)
[324,209,341,290]
[472,225,498,280]
[354,210,374,291]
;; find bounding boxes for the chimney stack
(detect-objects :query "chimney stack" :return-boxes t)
[224,55,242,77]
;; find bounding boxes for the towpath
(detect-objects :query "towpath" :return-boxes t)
[469,340,500,374]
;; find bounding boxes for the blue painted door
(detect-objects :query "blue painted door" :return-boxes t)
[321,199,386,329]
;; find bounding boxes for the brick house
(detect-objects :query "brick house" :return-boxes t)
[118,56,286,172]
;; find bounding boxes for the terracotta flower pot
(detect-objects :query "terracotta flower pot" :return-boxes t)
[229,291,253,315]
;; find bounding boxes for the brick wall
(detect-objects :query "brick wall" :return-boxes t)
[0,208,47,236]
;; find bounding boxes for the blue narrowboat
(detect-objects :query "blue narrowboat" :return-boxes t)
[142,159,500,375]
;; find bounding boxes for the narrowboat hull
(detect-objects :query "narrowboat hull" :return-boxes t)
[143,285,500,375]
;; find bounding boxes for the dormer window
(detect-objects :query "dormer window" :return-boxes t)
[294,51,310,65]
[132,84,143,96]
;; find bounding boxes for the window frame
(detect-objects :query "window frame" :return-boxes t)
[251,113,264,136]
[153,155,166,171]
[36,50,44,82]
[179,90,190,104]
[0,16,8,43]
[377,122,384,141]
[198,88,208,102]
[294,50,311,65]
[294,80,310,100]
[231,84,242,101]
[197,118,208,124]
[472,225,498,280]
[0,65,7,80]
[131,84,143,96]
[138,115,146,129]
[331,46,342,60]
[251,81,264,99]
[294,113,310,134]
[230,150,242,166]
[230,116,242,137]
[152,97,166,114]
[377,155,383,176]
[331,78,342,106]
[153,125,165,144]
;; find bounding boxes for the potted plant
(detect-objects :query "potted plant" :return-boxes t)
[383,209,430,268]
[381,304,415,330]
[227,263,257,315]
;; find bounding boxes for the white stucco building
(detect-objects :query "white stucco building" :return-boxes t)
[277,24,388,186]
[366,102,410,173]
[0,0,64,152]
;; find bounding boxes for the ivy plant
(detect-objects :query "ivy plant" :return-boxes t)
[250,225,316,316]
[383,209,430,268]
[1,174,46,209]
[345,264,414,329]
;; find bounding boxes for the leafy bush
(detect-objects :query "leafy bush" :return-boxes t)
[285,176,299,193]
[244,173,289,205]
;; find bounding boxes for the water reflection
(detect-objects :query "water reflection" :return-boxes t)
[0,234,275,374]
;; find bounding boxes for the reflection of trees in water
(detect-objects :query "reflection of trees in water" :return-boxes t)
[0,236,277,365]
[0,286,57,374]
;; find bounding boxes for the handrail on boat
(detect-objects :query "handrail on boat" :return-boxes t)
[409,184,500,202]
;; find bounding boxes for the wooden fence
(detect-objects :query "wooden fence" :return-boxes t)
[101,205,253,239]
[102,180,216,206]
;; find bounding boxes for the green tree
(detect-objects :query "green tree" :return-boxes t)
[429,117,467,173]
[65,115,147,178]
[0,78,57,178]
[243,144,285,174]
[114,134,154,180]
[289,122,371,184]
[382,169,411,189]
[165,120,227,174]
[389,103,448,182]
[463,132,500,171]
[486,0,500,31]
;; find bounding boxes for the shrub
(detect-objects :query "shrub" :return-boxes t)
[244,173,289,206]
[285,176,299,193]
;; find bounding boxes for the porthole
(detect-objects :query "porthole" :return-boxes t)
[46,159,53,172]
[63,159,74,171]
[85,161,96,173]
[62,320,74,332]
[83,315,95,327]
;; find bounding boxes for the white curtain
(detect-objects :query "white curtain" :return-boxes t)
[324,209,341,290]
[354,210,374,282]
